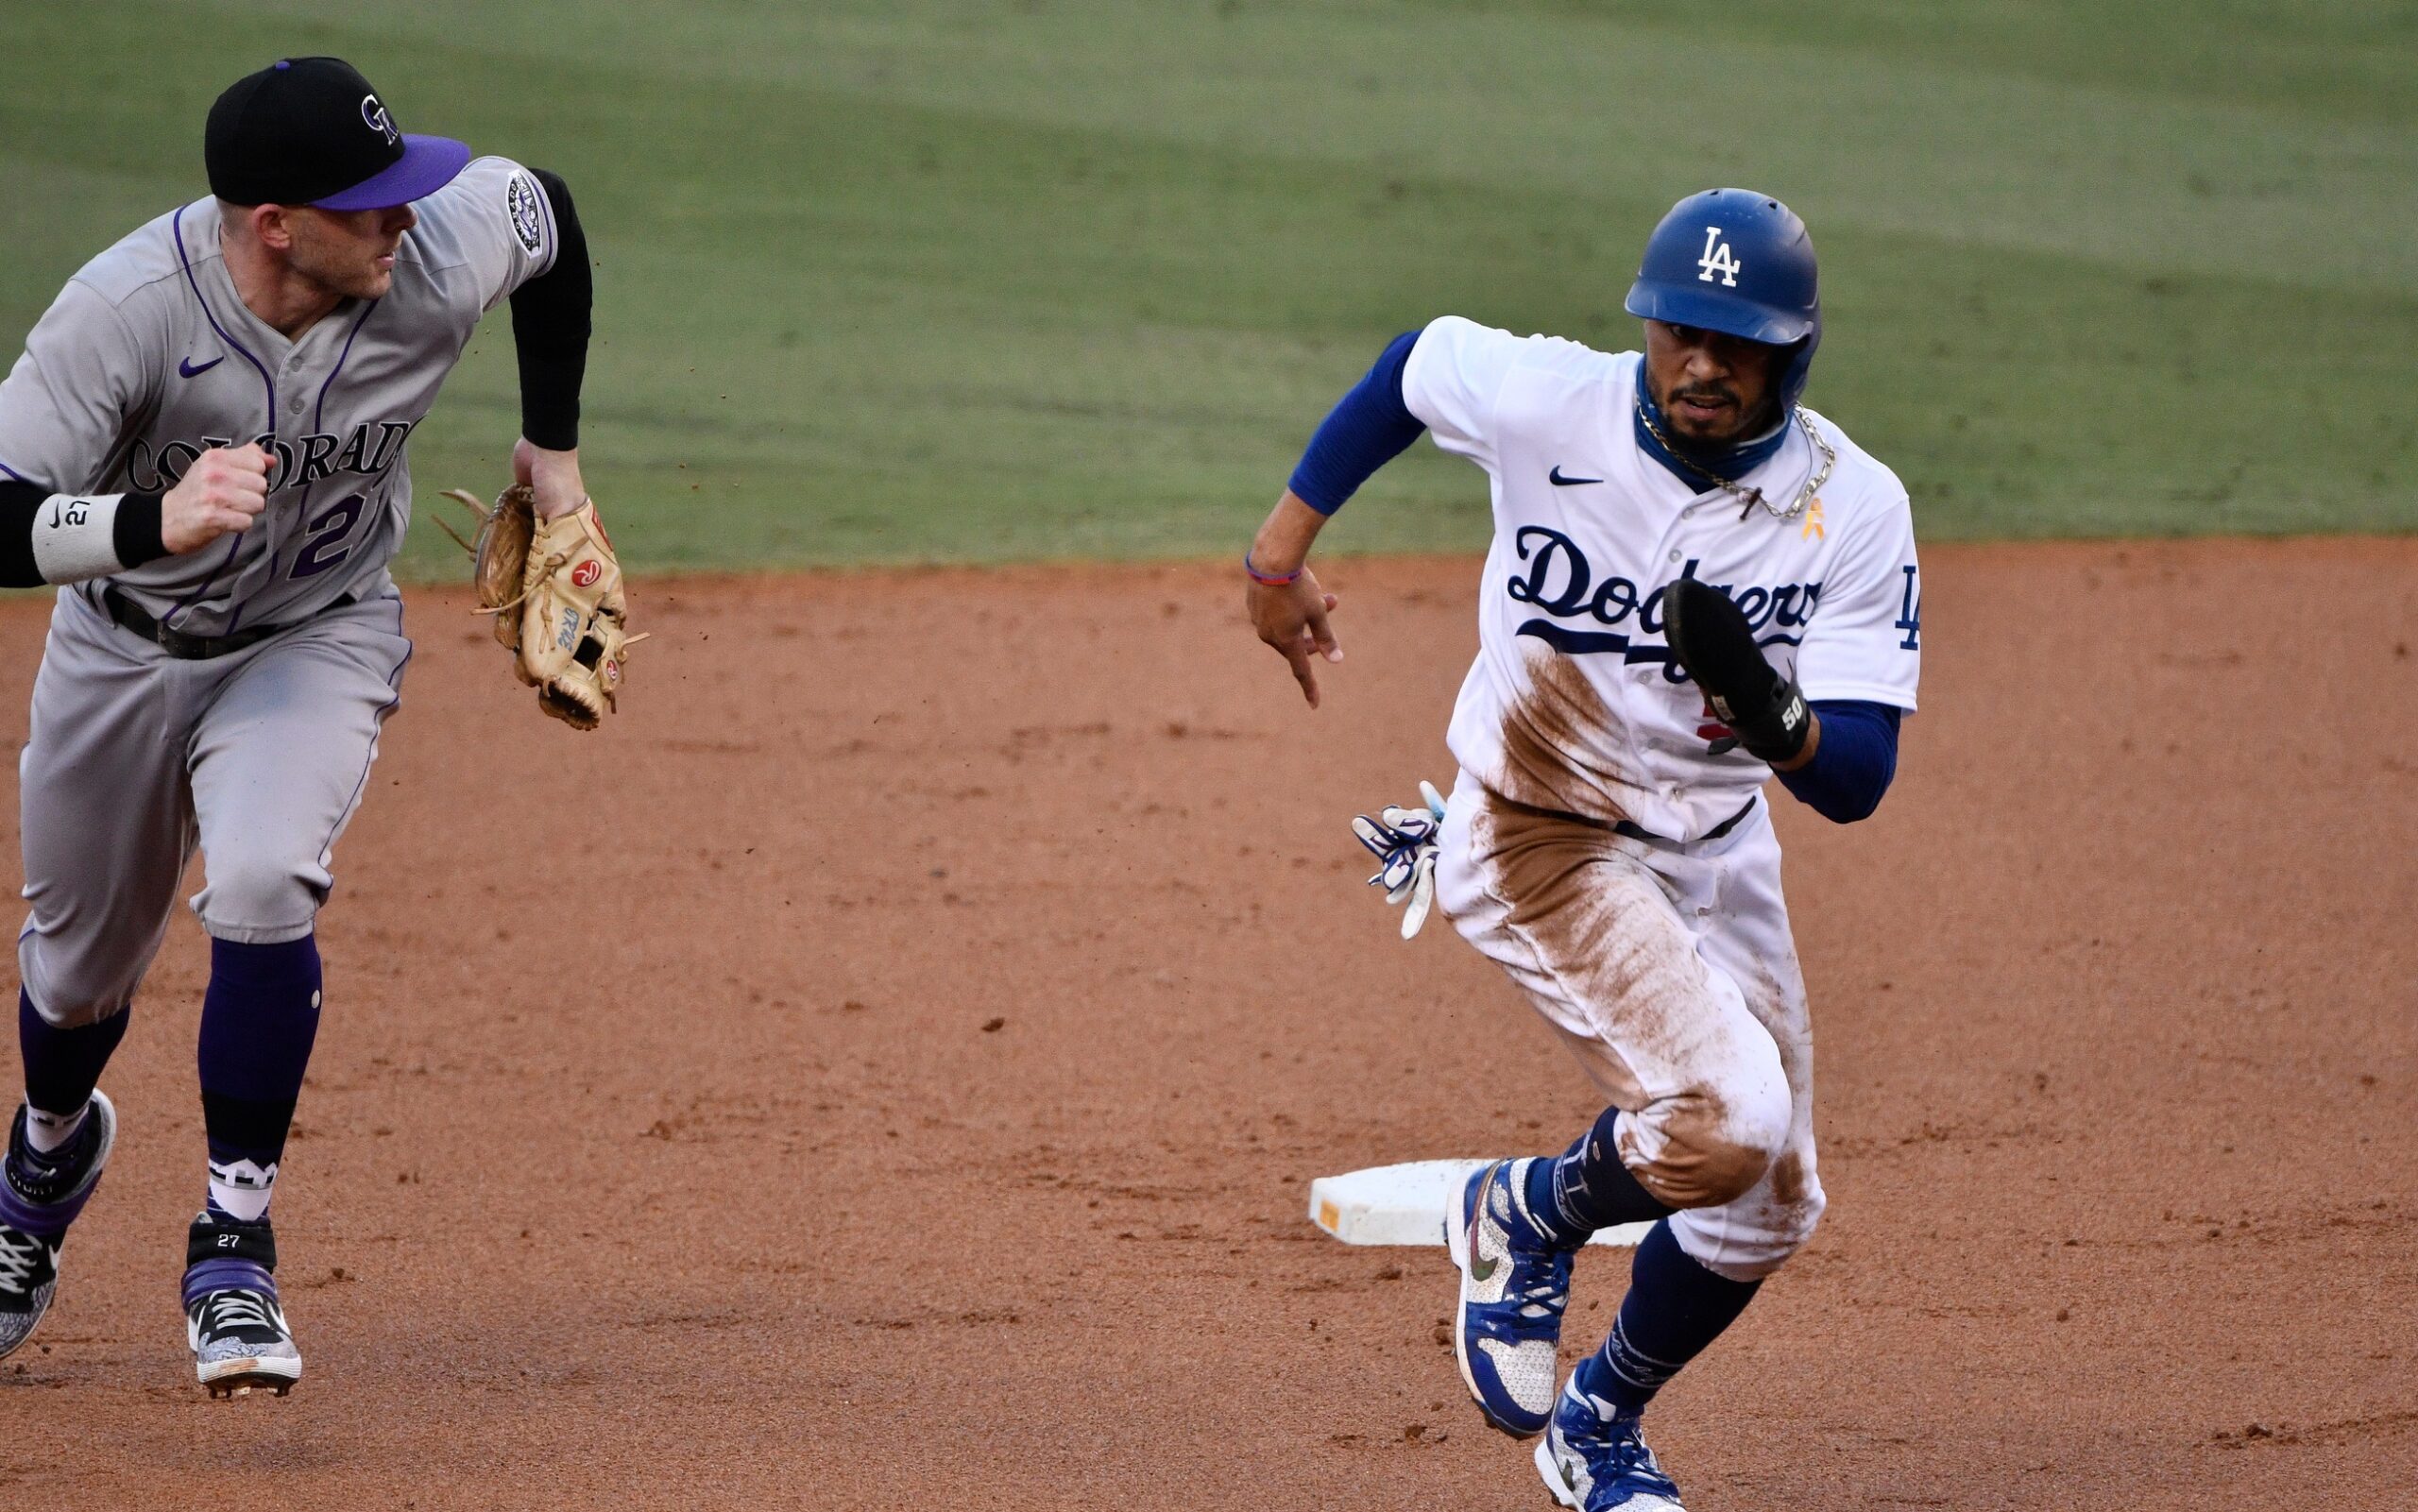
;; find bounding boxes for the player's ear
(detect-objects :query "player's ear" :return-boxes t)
[249,203,297,253]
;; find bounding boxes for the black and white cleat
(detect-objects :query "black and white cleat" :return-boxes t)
[188,1285,302,1400]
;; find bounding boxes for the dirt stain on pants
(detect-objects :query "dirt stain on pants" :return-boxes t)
[1436,770,1826,1282]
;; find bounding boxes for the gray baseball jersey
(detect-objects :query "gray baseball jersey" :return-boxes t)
[0,155,557,634]
[4,156,557,1026]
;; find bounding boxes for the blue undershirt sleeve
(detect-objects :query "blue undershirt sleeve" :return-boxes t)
[1775,700,1902,824]
[1286,331,1427,516]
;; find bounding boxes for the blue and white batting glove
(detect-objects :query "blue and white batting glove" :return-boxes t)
[1351,780,1448,940]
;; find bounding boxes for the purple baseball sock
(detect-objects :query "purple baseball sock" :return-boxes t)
[12,988,129,1169]
[196,936,322,1227]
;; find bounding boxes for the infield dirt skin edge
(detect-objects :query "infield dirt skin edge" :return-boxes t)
[1,539,2409,1510]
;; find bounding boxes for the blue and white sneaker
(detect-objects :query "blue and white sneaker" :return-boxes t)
[1445,1157,1576,1436]
[1535,1378,1687,1511]
[0,1091,118,1362]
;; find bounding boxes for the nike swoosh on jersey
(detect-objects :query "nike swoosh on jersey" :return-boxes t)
[179,355,224,379]
[1547,466,1602,486]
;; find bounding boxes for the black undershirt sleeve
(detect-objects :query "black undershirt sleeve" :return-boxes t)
[0,480,165,587]
[0,480,43,587]
[509,169,592,452]
[114,492,165,569]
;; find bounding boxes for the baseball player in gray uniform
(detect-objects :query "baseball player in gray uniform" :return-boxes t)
[0,57,604,1396]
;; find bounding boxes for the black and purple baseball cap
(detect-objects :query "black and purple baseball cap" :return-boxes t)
[206,57,469,211]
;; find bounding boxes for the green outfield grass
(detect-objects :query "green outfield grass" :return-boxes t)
[1,1,2411,573]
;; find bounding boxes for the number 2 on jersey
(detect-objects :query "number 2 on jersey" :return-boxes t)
[291,492,366,579]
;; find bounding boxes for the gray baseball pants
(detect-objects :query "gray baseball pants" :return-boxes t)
[16,583,411,1028]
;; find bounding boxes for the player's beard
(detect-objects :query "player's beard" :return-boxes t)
[1659,380,1778,453]
[294,242,392,301]
[286,215,399,302]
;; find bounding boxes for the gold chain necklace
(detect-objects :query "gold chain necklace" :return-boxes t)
[1636,402,1835,521]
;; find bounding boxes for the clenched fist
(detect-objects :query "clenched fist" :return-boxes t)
[161,443,268,554]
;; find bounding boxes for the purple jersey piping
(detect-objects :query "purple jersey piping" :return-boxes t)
[311,593,413,872]
[312,299,378,433]
[0,458,27,484]
[231,297,384,627]
[167,203,276,630]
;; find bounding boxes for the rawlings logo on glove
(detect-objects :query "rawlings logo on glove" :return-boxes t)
[1351,779,1447,940]
[438,484,643,731]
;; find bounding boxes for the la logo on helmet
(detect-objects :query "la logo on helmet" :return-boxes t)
[1696,226,1741,287]
[360,93,399,146]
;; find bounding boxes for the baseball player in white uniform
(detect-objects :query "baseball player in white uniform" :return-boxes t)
[1248,190,1920,1509]
[0,56,611,1396]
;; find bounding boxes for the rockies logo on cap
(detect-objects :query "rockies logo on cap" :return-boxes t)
[206,57,470,211]
[360,93,400,147]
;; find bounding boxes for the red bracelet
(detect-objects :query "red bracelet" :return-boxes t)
[1244,552,1303,586]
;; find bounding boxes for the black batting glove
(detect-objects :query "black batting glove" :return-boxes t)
[1661,578,1813,765]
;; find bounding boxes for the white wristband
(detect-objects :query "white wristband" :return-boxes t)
[29,493,126,585]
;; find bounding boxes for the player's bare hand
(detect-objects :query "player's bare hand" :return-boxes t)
[514,436,588,520]
[1249,569,1343,708]
[160,442,268,553]
[1244,494,1342,706]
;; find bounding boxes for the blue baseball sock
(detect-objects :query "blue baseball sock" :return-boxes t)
[1523,1104,1674,1246]
[15,988,130,1158]
[1572,1218,1762,1419]
[196,936,322,1227]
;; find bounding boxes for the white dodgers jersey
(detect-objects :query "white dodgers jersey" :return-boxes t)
[1401,315,1921,841]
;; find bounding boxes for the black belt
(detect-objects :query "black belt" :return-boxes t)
[1496,791,1758,847]
[100,585,354,660]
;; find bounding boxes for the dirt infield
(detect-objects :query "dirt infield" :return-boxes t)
[3,537,2412,1509]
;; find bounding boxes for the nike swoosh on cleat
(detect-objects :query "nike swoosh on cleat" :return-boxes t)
[1466,1164,1503,1281]
[1548,466,1602,486]
[179,355,223,379]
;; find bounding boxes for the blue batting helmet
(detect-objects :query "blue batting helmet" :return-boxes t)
[1624,188,1820,410]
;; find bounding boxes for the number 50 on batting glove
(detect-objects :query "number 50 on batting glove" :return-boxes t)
[1661,578,1812,764]
[1351,779,1448,940]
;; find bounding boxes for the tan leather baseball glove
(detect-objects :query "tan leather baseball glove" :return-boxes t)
[438,484,640,730]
